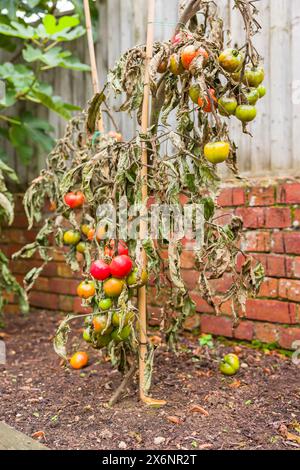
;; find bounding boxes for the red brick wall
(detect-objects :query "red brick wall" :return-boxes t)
[1,178,300,349]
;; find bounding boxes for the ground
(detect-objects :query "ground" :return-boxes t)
[0,311,299,451]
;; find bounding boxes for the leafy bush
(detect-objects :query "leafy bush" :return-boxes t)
[0,0,92,166]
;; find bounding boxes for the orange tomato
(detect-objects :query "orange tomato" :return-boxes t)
[108,130,123,142]
[103,278,125,298]
[69,351,89,369]
[77,281,96,299]
[181,45,208,70]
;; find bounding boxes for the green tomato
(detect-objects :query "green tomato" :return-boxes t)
[219,353,240,376]
[76,241,87,253]
[218,48,244,73]
[127,268,148,287]
[257,84,266,98]
[235,105,257,122]
[94,334,111,349]
[98,298,113,311]
[111,325,132,344]
[242,66,265,88]
[82,327,92,343]
[218,95,237,116]
[112,311,134,327]
[245,88,260,105]
[63,230,81,246]
[189,84,201,104]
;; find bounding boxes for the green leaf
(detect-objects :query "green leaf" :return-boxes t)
[43,14,80,35]
[0,159,19,183]
[30,89,72,120]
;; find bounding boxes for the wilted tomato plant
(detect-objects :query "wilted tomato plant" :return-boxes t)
[18,0,265,393]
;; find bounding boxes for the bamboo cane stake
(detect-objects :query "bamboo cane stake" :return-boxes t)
[138,0,166,407]
[83,0,104,133]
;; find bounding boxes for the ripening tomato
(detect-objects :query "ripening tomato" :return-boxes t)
[98,297,113,311]
[63,230,81,246]
[81,224,91,236]
[108,130,123,142]
[245,88,259,105]
[257,84,266,98]
[87,228,95,241]
[198,88,217,113]
[77,281,96,299]
[110,255,133,278]
[92,315,113,334]
[111,325,132,344]
[157,59,168,74]
[112,310,134,327]
[70,351,89,370]
[218,95,238,116]
[90,260,111,281]
[104,240,129,257]
[96,225,107,242]
[189,84,201,104]
[181,45,208,70]
[169,54,185,75]
[171,31,193,45]
[218,48,244,73]
[64,191,85,209]
[76,241,87,254]
[103,278,125,298]
[242,66,265,88]
[127,267,148,287]
[235,104,257,122]
[219,353,240,376]
[204,142,230,164]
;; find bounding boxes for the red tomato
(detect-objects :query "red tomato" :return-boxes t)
[110,255,133,278]
[90,260,111,281]
[198,88,217,113]
[64,191,85,209]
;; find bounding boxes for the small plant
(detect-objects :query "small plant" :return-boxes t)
[199,334,214,349]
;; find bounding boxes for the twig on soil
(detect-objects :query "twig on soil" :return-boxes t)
[108,362,137,407]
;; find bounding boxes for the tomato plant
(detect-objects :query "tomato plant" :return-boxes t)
[20,0,265,394]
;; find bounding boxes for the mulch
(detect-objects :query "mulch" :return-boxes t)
[0,310,299,450]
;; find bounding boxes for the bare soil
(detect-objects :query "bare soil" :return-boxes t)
[0,311,299,450]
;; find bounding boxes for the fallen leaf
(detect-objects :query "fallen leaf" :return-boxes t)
[129,431,142,443]
[149,335,162,346]
[228,379,241,389]
[167,415,182,425]
[190,405,209,416]
[154,436,165,445]
[31,431,46,441]
[195,370,213,378]
[286,432,300,444]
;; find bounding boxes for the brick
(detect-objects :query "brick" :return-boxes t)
[48,278,78,295]
[271,232,285,253]
[279,279,300,302]
[200,314,233,337]
[254,322,279,344]
[181,270,199,290]
[183,314,200,331]
[233,321,254,341]
[265,254,286,278]
[264,207,291,229]
[293,208,300,228]
[246,299,297,324]
[12,213,29,228]
[217,188,233,207]
[286,256,300,278]
[73,297,92,315]
[214,208,234,226]
[148,306,163,326]
[190,291,215,313]
[29,291,59,310]
[232,188,246,206]
[59,295,74,312]
[209,273,233,293]
[57,263,75,278]
[283,232,300,255]
[242,231,271,252]
[235,207,265,229]
[277,182,300,204]
[0,228,38,244]
[259,278,278,298]
[279,327,300,349]
[248,185,275,206]
[180,250,195,270]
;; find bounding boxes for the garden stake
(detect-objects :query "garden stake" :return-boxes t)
[83,0,104,133]
[138,0,167,407]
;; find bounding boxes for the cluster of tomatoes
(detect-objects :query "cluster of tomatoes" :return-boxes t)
[158,32,266,165]
[63,191,148,370]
